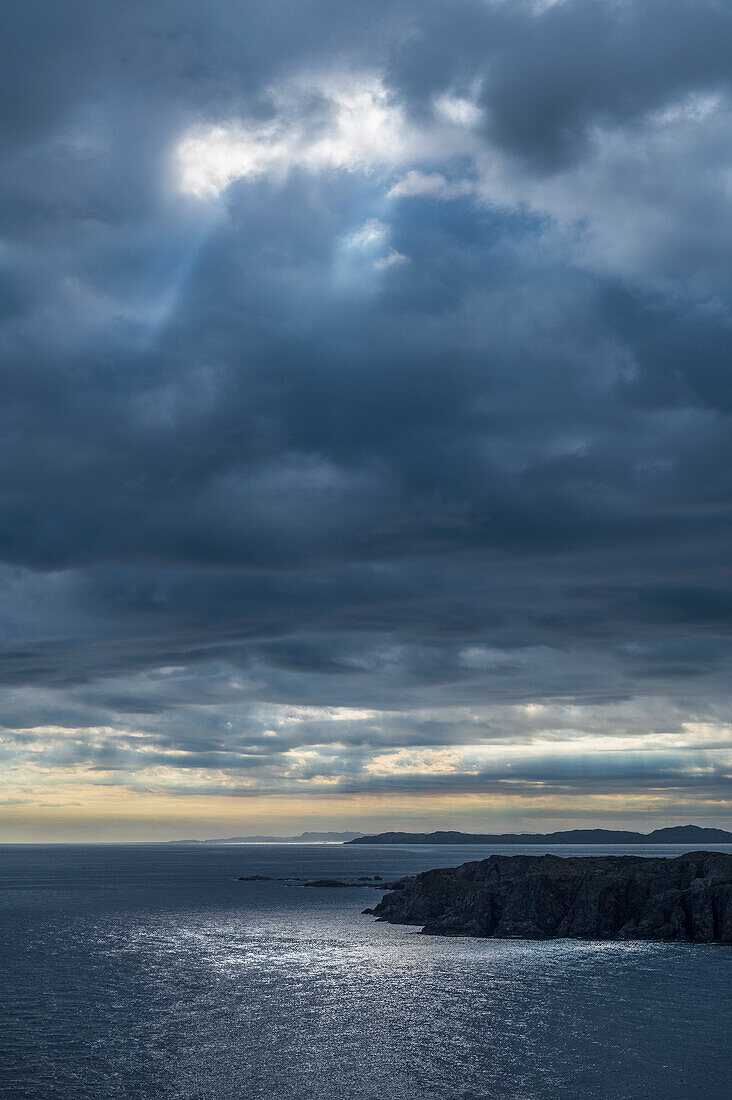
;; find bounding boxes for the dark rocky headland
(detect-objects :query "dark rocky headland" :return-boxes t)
[365,852,732,942]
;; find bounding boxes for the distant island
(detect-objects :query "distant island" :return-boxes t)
[365,851,732,942]
[347,824,732,845]
[169,824,732,846]
[168,831,364,845]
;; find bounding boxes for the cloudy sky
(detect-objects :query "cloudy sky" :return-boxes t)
[1,0,731,840]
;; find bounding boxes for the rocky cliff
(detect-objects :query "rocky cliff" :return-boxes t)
[365,852,732,942]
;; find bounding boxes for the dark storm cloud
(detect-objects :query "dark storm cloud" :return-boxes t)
[1,0,732,813]
[389,0,732,170]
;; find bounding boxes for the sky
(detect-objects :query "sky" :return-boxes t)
[1,0,731,841]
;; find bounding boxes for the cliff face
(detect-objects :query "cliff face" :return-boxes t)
[366,852,732,942]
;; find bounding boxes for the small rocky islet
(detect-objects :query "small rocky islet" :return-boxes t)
[363,851,732,942]
[236,874,392,887]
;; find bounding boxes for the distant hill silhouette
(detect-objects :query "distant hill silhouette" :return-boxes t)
[168,831,364,845]
[347,825,732,845]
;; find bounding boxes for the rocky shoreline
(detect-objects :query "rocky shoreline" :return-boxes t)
[364,851,732,942]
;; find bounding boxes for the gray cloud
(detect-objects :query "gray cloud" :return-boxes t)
[1,0,731,830]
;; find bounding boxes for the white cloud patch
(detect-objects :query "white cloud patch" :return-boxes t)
[343,218,409,271]
[388,170,475,201]
[344,218,389,248]
[365,747,466,776]
[177,73,478,198]
[373,248,409,271]
[177,75,410,197]
[433,92,483,128]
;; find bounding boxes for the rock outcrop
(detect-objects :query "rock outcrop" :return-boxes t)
[365,852,732,942]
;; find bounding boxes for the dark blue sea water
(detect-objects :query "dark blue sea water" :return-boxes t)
[1,843,731,1100]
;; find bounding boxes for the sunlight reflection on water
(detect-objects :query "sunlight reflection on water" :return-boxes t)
[2,844,731,1099]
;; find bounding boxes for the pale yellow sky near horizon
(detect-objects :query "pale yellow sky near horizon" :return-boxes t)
[3,703,730,841]
[2,784,729,843]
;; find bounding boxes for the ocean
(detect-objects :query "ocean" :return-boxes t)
[1,843,731,1100]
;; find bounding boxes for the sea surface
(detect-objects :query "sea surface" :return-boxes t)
[1,843,731,1100]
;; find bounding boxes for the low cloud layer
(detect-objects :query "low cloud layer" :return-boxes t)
[1,0,731,837]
